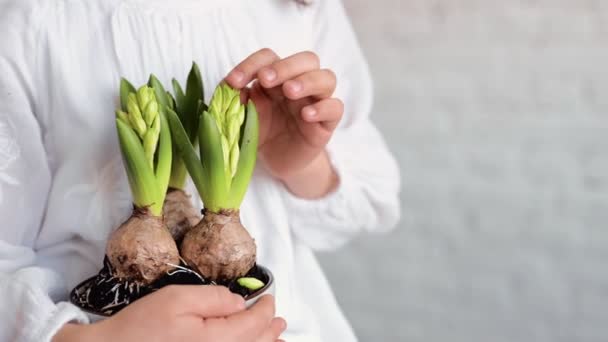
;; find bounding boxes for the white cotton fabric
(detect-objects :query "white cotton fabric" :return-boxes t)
[0,0,401,341]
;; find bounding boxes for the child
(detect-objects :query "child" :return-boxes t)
[0,0,400,341]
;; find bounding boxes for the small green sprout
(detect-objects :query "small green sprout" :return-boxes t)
[237,277,265,291]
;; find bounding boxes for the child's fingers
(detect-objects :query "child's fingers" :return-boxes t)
[258,51,320,89]
[224,295,276,338]
[282,69,337,100]
[296,120,333,148]
[226,48,280,88]
[158,285,245,317]
[239,87,251,104]
[295,98,342,148]
[301,98,344,131]
[261,83,289,102]
[254,317,287,342]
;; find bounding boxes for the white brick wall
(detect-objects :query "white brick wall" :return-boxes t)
[318,1,608,341]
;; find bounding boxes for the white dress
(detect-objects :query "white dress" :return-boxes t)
[0,0,401,341]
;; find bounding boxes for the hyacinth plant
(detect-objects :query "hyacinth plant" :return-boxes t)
[167,83,259,281]
[106,76,180,285]
[162,63,206,242]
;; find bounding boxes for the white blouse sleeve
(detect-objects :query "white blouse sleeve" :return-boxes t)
[0,2,88,341]
[282,0,401,251]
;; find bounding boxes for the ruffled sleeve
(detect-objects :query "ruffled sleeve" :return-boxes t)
[282,0,401,251]
[0,2,88,341]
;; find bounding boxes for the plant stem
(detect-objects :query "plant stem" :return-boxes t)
[154,110,173,207]
[116,119,162,216]
[168,159,188,190]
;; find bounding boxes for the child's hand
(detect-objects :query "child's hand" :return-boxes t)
[226,49,343,198]
[53,286,286,342]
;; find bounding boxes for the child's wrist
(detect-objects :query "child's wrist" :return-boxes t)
[280,151,339,199]
[53,323,102,342]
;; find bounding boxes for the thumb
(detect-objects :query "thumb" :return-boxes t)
[162,285,246,318]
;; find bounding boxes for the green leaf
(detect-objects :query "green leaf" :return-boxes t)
[168,64,206,191]
[166,91,175,110]
[166,108,207,198]
[148,74,170,109]
[199,111,230,212]
[186,63,204,107]
[227,101,259,208]
[143,125,159,169]
[172,78,186,117]
[116,119,161,215]
[155,110,173,203]
[183,62,205,143]
[168,79,187,190]
[120,78,136,112]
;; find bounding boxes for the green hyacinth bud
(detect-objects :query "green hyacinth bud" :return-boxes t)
[227,118,241,147]
[207,83,247,177]
[152,110,161,135]
[143,115,161,169]
[228,93,241,118]
[136,86,152,110]
[143,100,158,128]
[209,86,223,119]
[122,85,161,168]
[229,143,239,177]
[220,135,230,173]
[127,93,147,139]
[135,87,158,127]
[115,109,129,125]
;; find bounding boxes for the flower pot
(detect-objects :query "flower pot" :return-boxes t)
[70,265,275,322]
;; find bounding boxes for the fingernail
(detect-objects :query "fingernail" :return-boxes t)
[288,81,302,93]
[229,69,244,83]
[261,68,277,82]
[303,106,317,119]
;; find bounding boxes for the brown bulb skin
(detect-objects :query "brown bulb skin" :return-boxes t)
[106,209,180,284]
[180,209,256,281]
[163,188,200,243]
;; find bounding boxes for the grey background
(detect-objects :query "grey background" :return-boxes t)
[318,1,608,341]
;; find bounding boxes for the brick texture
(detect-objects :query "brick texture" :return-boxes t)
[318,1,608,341]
